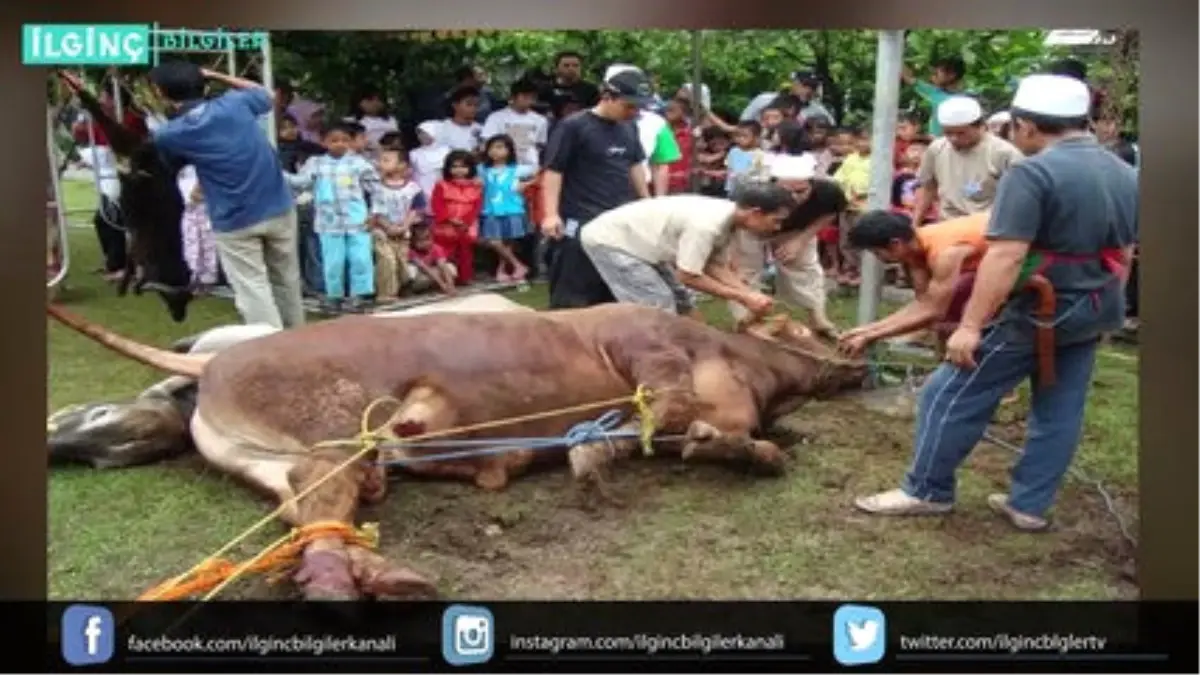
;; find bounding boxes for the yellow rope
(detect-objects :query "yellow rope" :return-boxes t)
[144,389,658,602]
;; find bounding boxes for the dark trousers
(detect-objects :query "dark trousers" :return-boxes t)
[296,204,324,295]
[545,234,615,309]
[1124,256,1138,318]
[93,197,127,273]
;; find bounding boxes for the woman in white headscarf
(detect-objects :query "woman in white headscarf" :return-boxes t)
[728,152,844,338]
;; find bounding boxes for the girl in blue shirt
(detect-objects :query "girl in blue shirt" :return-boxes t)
[479,134,536,281]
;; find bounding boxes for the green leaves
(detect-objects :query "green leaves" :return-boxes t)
[267,29,1135,127]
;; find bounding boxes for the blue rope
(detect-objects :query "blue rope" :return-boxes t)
[374,408,640,467]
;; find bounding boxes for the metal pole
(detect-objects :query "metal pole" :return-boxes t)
[260,32,277,148]
[856,30,905,327]
[688,30,704,192]
[47,106,70,290]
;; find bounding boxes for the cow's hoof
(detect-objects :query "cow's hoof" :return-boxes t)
[568,444,605,480]
[295,549,360,600]
[686,420,720,443]
[360,465,388,505]
[748,440,788,475]
[474,466,509,491]
[347,546,439,600]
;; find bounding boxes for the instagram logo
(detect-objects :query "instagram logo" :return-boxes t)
[441,604,494,666]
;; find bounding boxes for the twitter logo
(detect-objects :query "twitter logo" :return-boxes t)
[833,604,886,666]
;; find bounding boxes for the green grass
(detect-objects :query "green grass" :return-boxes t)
[47,188,1139,600]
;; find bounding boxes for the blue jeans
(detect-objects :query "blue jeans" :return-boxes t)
[297,205,324,294]
[318,231,374,299]
[901,290,1115,517]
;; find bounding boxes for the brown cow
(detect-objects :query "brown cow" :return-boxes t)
[48,302,868,601]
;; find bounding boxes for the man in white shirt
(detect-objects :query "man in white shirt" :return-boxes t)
[437,86,484,152]
[481,79,549,169]
[580,183,796,318]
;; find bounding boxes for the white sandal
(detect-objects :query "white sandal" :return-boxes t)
[854,488,953,516]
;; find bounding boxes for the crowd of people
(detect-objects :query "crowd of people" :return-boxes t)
[62,45,1140,532]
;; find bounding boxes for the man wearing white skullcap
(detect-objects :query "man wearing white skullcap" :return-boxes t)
[909,95,1024,226]
[725,152,846,338]
[855,73,1138,532]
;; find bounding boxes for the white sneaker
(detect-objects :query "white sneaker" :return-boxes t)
[854,488,953,516]
[987,493,1049,532]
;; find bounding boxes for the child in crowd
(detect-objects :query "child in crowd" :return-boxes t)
[411,121,451,206]
[759,104,785,150]
[407,223,458,295]
[286,121,382,313]
[725,121,766,195]
[831,126,872,286]
[481,78,549,170]
[663,98,694,194]
[371,148,426,301]
[694,127,731,197]
[804,118,835,175]
[350,87,399,159]
[346,121,370,156]
[430,150,483,286]
[277,114,326,173]
[277,114,326,296]
[478,135,535,281]
[826,127,855,176]
[176,165,219,290]
[893,112,922,169]
[439,86,484,152]
[891,140,929,219]
[378,131,405,152]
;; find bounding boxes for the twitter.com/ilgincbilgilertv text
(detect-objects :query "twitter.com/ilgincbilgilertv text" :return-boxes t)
[900,632,1109,654]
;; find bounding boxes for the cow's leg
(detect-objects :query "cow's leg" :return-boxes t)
[680,359,787,474]
[286,453,365,600]
[384,379,516,490]
[569,350,697,481]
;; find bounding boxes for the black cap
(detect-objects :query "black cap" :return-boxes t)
[790,69,820,86]
[603,68,655,108]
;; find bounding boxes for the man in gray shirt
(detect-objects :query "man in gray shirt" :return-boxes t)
[740,70,835,126]
[853,74,1137,532]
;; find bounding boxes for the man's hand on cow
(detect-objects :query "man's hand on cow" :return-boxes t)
[741,291,775,317]
[541,214,564,239]
[944,325,982,370]
[838,328,873,358]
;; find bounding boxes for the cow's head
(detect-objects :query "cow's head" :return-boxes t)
[57,71,194,322]
[47,394,192,469]
[742,314,871,397]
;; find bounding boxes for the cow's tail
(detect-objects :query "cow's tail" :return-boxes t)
[47,304,210,378]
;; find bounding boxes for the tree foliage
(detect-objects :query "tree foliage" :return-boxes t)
[268,29,1135,127]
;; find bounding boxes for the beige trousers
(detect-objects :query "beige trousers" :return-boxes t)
[372,232,412,299]
[727,229,828,324]
[213,209,306,329]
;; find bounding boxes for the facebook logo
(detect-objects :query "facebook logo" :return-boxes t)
[61,605,115,665]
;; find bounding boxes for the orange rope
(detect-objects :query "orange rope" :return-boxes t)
[137,520,377,602]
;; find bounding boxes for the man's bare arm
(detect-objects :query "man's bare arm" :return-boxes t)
[910,183,936,226]
[858,246,972,342]
[629,165,652,198]
[651,164,670,196]
[540,170,563,220]
[958,239,1030,331]
[201,69,265,91]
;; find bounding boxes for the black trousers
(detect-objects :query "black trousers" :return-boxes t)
[544,235,615,309]
[93,197,127,273]
[1124,256,1139,318]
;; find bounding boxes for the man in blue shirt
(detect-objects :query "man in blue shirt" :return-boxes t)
[853,74,1137,532]
[150,61,304,329]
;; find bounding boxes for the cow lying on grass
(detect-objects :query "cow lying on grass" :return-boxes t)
[48,297,868,600]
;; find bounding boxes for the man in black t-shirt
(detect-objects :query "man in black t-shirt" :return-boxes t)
[540,69,652,309]
[539,51,601,120]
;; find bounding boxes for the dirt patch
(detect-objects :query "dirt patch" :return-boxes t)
[349,392,1138,600]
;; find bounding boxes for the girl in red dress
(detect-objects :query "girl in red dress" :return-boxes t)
[429,150,484,286]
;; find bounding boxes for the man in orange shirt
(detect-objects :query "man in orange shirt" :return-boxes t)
[837,210,989,357]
